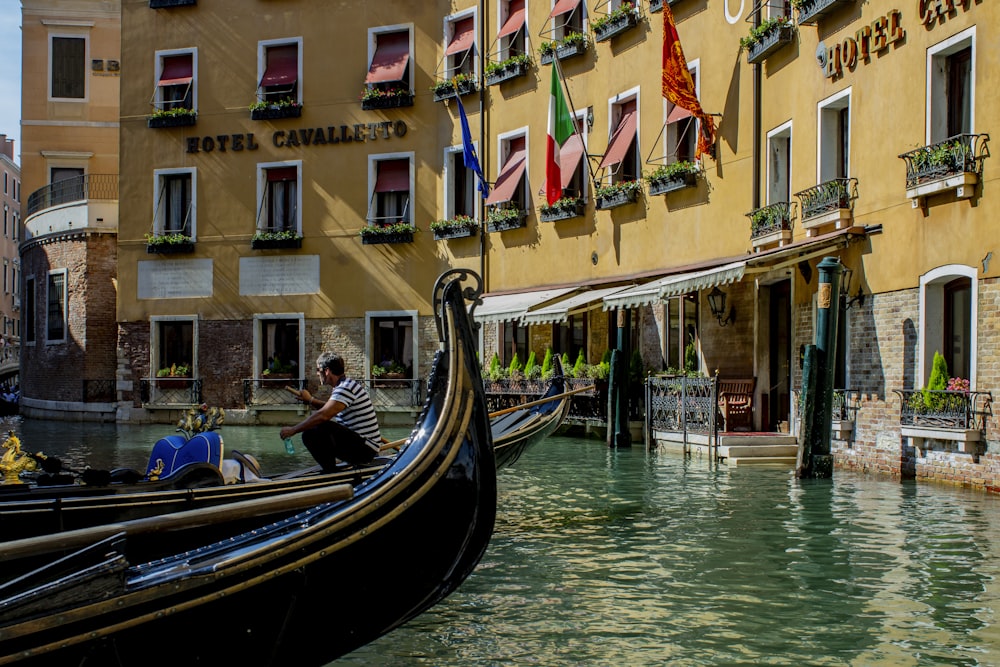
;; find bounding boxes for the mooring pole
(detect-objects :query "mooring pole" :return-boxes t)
[607,309,632,448]
[798,256,843,479]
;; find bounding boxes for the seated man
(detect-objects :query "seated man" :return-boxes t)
[281,353,383,471]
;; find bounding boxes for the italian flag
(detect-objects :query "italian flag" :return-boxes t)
[545,65,575,206]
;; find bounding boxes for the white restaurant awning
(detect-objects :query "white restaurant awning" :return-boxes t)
[602,261,746,310]
[474,287,576,324]
[522,286,634,325]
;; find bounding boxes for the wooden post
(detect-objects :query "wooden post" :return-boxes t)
[607,309,632,448]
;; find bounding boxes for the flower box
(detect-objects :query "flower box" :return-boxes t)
[486,60,531,87]
[649,0,664,12]
[147,241,195,254]
[360,93,414,110]
[540,39,589,65]
[432,225,478,240]
[156,377,192,389]
[595,188,640,210]
[486,211,527,233]
[593,9,640,43]
[361,230,415,245]
[251,237,303,250]
[147,112,197,128]
[433,78,478,103]
[647,172,697,196]
[149,0,196,7]
[539,200,585,222]
[795,0,852,25]
[745,23,795,65]
[250,105,302,121]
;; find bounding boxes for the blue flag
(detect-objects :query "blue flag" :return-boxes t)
[455,94,489,198]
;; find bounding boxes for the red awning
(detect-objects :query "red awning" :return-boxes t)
[598,109,638,170]
[374,159,409,193]
[498,0,526,38]
[365,31,409,84]
[558,134,585,189]
[446,17,475,56]
[667,104,692,124]
[485,149,527,205]
[158,55,192,86]
[549,0,580,18]
[260,45,298,87]
[267,166,297,182]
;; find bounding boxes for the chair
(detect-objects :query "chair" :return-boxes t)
[719,378,755,432]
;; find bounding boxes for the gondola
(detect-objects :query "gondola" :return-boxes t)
[0,268,496,667]
[490,356,572,469]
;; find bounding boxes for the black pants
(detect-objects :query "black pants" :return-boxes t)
[301,420,378,471]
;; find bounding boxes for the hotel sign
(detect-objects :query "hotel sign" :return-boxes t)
[819,10,904,79]
[185,121,409,154]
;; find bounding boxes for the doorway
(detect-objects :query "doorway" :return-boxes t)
[766,279,791,432]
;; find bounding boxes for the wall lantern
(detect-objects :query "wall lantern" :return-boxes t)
[706,286,735,327]
[841,267,865,310]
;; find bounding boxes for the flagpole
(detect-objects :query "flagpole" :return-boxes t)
[551,55,599,194]
[478,0,487,289]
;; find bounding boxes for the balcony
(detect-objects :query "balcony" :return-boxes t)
[539,197,585,222]
[539,34,589,65]
[140,378,203,408]
[742,18,795,65]
[894,389,993,457]
[243,377,306,407]
[592,3,641,43]
[898,134,990,207]
[361,378,424,411]
[747,201,793,249]
[795,0,852,25]
[24,174,118,243]
[794,177,857,236]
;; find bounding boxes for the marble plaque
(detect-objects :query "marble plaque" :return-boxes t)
[240,255,320,295]
[138,259,213,299]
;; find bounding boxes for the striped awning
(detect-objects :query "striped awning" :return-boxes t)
[602,261,746,310]
[474,287,576,324]
[522,286,633,325]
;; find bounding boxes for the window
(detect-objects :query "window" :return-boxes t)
[3,209,6,238]
[50,35,86,100]
[152,50,195,111]
[663,294,698,371]
[444,13,477,79]
[3,172,7,194]
[153,168,195,238]
[23,276,34,345]
[818,89,850,181]
[499,321,528,367]
[766,122,792,204]
[496,0,527,59]
[371,314,416,379]
[257,315,302,379]
[664,63,700,165]
[548,0,584,40]
[152,317,196,377]
[919,265,977,387]
[928,27,974,143]
[258,40,301,104]
[445,145,478,221]
[545,114,587,201]
[50,167,86,204]
[599,94,639,184]
[47,270,67,343]
[554,313,587,362]
[365,28,412,94]
[256,162,301,234]
[767,0,791,20]
[485,133,528,211]
[2,261,6,293]
[368,155,413,226]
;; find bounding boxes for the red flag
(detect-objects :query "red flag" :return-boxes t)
[662,4,715,160]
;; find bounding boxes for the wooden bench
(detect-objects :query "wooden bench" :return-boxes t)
[719,378,755,432]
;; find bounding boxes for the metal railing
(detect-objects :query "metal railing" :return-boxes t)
[893,389,992,430]
[243,377,306,407]
[898,133,990,190]
[747,201,793,241]
[26,174,119,218]
[483,376,615,422]
[361,378,424,410]
[140,378,202,406]
[794,177,858,220]
[646,374,717,437]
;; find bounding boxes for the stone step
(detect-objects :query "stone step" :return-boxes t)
[726,456,798,467]
[719,434,797,447]
[720,444,799,458]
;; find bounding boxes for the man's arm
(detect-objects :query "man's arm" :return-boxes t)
[280,397,347,440]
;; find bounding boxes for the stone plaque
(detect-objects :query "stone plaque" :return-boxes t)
[240,255,320,295]
[138,259,213,299]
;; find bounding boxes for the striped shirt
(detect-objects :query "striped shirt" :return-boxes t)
[330,377,382,450]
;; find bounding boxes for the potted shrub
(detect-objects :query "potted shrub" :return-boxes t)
[430,215,479,240]
[486,205,526,232]
[485,53,533,86]
[145,232,195,254]
[595,180,643,210]
[359,222,416,245]
[740,15,795,65]
[156,363,191,389]
[147,107,197,128]
[360,84,414,110]
[539,196,585,222]
[592,2,640,43]
[431,73,478,102]
[540,31,589,65]
[645,161,699,196]
[250,229,303,250]
[249,98,302,120]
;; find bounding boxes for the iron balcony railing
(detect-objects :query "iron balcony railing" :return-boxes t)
[26,174,119,218]
[140,378,203,406]
[361,378,424,410]
[243,377,307,407]
[792,387,860,422]
[894,389,992,430]
[646,374,717,436]
[483,376,617,423]
[794,177,858,221]
[898,133,990,190]
[747,201,793,241]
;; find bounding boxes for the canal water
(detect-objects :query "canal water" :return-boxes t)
[6,417,1000,666]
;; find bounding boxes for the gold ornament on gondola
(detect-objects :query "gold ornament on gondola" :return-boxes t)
[0,431,39,485]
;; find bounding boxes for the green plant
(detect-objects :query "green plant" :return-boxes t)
[629,349,644,384]
[508,352,523,377]
[523,351,537,376]
[747,204,788,234]
[487,206,523,225]
[539,196,584,215]
[149,106,196,118]
[430,215,478,232]
[249,97,301,112]
[563,31,587,47]
[587,362,610,381]
[645,161,698,183]
[371,364,386,378]
[157,363,190,378]
[358,222,415,237]
[540,348,554,379]
[485,352,507,381]
[431,72,474,95]
[572,350,587,378]
[485,53,533,77]
[739,15,793,50]
[360,84,411,101]
[252,229,302,242]
[145,232,192,245]
[591,1,636,32]
[684,341,698,373]
[539,41,555,56]
[922,351,949,410]
[595,179,643,199]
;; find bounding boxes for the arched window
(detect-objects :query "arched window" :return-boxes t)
[919,266,977,387]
